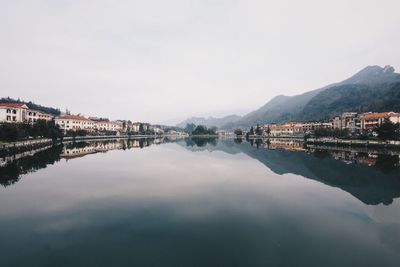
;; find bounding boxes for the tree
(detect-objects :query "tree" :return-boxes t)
[184,123,196,133]
[255,124,263,135]
[234,128,243,136]
[192,125,215,135]
[376,119,400,141]
[249,126,254,135]
[139,123,145,134]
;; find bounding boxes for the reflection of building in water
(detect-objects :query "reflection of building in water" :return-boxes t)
[266,139,306,152]
[0,145,53,167]
[308,146,400,167]
[61,139,157,160]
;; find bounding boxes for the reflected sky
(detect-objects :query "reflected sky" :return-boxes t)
[0,139,400,266]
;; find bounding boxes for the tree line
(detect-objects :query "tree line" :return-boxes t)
[0,120,63,142]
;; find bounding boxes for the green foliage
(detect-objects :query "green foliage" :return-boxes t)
[184,123,197,133]
[191,125,217,135]
[0,97,61,116]
[66,129,88,137]
[139,123,145,134]
[255,124,263,135]
[0,120,63,142]
[314,128,350,139]
[234,128,243,136]
[376,120,400,140]
[249,126,254,135]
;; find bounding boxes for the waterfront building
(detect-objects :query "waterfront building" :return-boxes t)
[55,114,95,132]
[269,122,304,137]
[0,103,53,124]
[359,112,400,131]
[332,112,359,132]
[89,117,123,132]
[301,121,332,133]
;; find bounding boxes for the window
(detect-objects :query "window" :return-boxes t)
[7,109,11,113]
[13,110,16,114]
[6,116,11,121]
[12,116,16,121]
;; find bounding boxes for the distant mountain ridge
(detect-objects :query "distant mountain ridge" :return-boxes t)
[177,65,400,129]
[176,114,241,129]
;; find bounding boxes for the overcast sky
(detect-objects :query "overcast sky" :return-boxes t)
[1,0,399,124]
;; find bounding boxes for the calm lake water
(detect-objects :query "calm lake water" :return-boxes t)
[1,137,400,267]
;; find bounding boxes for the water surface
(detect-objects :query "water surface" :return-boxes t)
[1,138,400,267]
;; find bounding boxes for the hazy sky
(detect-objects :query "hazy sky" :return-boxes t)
[1,0,399,124]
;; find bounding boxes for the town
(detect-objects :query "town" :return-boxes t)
[2,101,400,144]
[242,111,400,140]
[0,102,187,142]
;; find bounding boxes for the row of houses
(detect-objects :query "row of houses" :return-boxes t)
[0,102,151,133]
[264,111,400,137]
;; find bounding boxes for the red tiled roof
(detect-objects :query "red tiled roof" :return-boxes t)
[361,112,399,120]
[0,103,28,108]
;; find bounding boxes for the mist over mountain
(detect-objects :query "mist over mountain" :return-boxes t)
[178,65,400,129]
[176,115,241,129]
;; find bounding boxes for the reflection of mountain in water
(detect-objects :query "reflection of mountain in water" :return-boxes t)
[178,138,400,206]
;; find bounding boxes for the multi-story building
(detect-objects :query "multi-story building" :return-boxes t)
[27,110,53,123]
[0,103,53,123]
[302,121,332,133]
[359,112,400,131]
[268,122,304,137]
[55,115,95,132]
[332,112,359,132]
[89,117,123,132]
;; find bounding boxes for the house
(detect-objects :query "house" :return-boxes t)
[55,114,95,132]
[301,121,332,133]
[360,112,400,131]
[0,103,53,123]
[89,117,123,132]
[332,112,359,132]
[269,122,304,137]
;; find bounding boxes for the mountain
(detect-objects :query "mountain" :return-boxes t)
[177,65,400,129]
[226,65,400,128]
[176,114,241,129]
[299,82,400,121]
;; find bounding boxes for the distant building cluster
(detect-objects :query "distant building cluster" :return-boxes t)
[261,111,400,137]
[0,102,187,136]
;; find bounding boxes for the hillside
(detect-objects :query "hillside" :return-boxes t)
[224,65,400,128]
[299,82,400,121]
[0,97,61,116]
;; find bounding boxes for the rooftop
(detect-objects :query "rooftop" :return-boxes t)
[56,114,90,121]
[0,103,29,109]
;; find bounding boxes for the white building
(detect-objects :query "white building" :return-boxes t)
[0,103,53,123]
[94,121,123,132]
[55,115,95,132]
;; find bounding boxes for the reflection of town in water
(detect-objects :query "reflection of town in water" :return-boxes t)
[248,138,400,169]
[2,137,400,206]
[61,138,166,160]
[0,138,170,187]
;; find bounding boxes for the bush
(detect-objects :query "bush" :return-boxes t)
[0,120,63,142]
